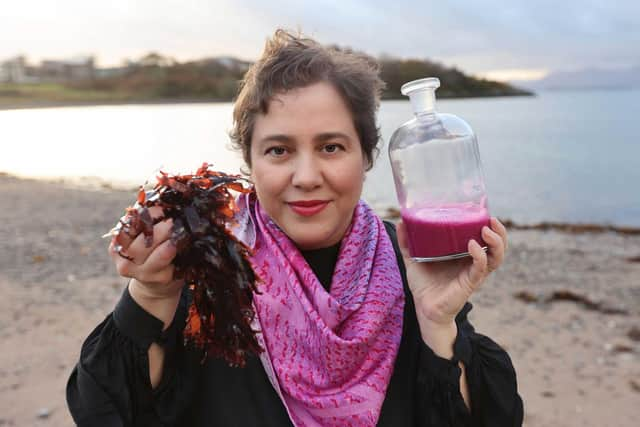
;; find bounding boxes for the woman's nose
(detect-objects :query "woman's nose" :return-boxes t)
[291,154,323,190]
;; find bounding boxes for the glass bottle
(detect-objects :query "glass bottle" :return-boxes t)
[388,77,490,261]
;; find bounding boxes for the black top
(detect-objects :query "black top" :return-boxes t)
[66,222,523,426]
[300,240,341,292]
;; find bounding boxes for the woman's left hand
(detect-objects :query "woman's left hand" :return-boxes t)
[396,217,508,329]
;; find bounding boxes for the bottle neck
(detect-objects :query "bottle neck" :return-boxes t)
[409,89,436,117]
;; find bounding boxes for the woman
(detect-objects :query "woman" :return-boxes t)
[67,29,523,426]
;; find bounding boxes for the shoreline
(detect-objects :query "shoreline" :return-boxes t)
[2,171,638,235]
[0,92,535,112]
[0,97,232,112]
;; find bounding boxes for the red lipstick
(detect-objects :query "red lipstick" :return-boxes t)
[287,200,329,216]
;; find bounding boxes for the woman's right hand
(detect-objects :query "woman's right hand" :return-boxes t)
[109,206,184,300]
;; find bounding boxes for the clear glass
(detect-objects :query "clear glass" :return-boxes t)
[389,78,490,261]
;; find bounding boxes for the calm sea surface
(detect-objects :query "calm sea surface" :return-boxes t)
[1,89,638,226]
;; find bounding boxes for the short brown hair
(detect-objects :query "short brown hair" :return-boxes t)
[230,29,385,171]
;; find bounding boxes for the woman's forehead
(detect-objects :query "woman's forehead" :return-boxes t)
[266,82,350,115]
[254,84,357,137]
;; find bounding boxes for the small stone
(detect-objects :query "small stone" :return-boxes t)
[612,343,634,353]
[630,379,640,393]
[541,391,555,398]
[513,290,538,303]
[36,408,51,419]
[628,326,640,342]
[31,255,46,263]
[67,274,76,282]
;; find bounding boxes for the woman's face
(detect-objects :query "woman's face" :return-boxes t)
[249,81,367,250]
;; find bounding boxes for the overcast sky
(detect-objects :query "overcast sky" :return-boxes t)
[1,0,638,81]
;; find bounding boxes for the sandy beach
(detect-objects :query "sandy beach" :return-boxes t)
[0,173,638,427]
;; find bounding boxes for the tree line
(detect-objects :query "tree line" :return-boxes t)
[67,52,531,101]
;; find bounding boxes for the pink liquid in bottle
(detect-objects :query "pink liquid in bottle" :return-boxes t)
[401,202,490,259]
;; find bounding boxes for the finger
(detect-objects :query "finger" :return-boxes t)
[112,238,177,283]
[466,239,488,289]
[111,243,142,279]
[109,236,134,263]
[108,237,117,255]
[113,215,136,249]
[115,206,166,251]
[395,221,413,261]
[123,217,174,265]
[482,226,504,254]
[136,240,178,282]
[482,226,504,272]
[490,217,508,251]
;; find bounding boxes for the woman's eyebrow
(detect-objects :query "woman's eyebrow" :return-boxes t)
[258,132,351,146]
[258,134,294,145]
[314,132,351,143]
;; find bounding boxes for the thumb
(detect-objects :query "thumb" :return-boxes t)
[395,221,413,261]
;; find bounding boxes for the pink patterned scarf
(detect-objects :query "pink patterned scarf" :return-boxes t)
[241,195,405,426]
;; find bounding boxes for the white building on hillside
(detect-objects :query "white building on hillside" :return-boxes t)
[0,56,37,83]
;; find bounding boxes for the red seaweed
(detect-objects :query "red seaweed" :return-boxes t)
[104,163,262,367]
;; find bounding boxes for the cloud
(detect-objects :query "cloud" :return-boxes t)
[1,0,638,73]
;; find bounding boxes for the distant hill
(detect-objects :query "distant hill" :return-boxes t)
[378,58,532,99]
[70,55,252,101]
[511,66,640,91]
[75,53,533,100]
[0,52,533,109]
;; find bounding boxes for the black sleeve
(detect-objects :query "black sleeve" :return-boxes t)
[66,283,196,426]
[416,303,524,426]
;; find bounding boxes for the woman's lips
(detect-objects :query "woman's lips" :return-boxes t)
[287,200,329,217]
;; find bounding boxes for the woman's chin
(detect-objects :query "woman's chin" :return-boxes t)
[270,205,352,249]
[286,228,337,250]
[290,234,327,250]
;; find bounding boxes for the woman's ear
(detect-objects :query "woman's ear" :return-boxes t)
[364,155,372,175]
[240,163,252,180]
[362,160,368,182]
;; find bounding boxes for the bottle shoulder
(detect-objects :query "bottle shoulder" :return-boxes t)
[389,113,475,151]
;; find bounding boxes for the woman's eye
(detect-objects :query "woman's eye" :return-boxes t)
[323,144,343,153]
[266,146,287,156]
